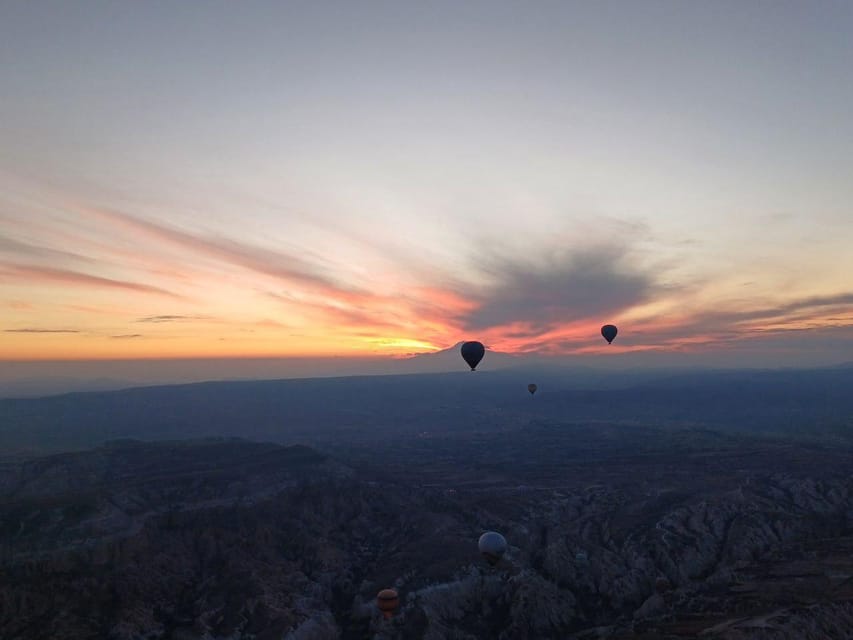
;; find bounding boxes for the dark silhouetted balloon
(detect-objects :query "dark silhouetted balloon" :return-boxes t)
[460,341,485,370]
[601,324,618,344]
[377,588,399,619]
[527,383,537,396]
[478,531,507,566]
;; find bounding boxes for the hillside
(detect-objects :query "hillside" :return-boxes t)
[2,424,853,638]
[1,366,851,457]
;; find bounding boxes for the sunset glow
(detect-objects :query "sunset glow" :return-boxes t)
[2,2,852,366]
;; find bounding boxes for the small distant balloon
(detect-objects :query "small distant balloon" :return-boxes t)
[601,324,618,344]
[377,588,399,619]
[478,531,507,566]
[527,383,537,396]
[460,341,485,371]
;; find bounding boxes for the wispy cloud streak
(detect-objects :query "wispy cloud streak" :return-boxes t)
[136,315,210,323]
[86,208,363,301]
[4,328,79,333]
[0,234,94,264]
[0,263,181,298]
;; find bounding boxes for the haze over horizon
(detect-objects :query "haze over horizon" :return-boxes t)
[2,1,852,372]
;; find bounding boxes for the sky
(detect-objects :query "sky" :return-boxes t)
[1,1,852,371]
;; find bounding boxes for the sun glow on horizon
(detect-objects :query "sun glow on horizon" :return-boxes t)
[2,3,853,365]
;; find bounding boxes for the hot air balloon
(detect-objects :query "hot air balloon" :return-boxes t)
[527,383,537,396]
[460,341,485,371]
[601,324,618,344]
[377,588,399,619]
[478,531,507,566]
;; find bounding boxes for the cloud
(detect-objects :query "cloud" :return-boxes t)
[254,318,289,328]
[0,234,93,264]
[666,292,853,337]
[265,289,451,340]
[4,300,34,310]
[4,328,79,333]
[86,208,364,301]
[462,244,659,332]
[136,315,210,323]
[6,211,539,352]
[731,292,853,323]
[110,334,143,339]
[577,290,853,355]
[65,207,853,358]
[0,263,181,298]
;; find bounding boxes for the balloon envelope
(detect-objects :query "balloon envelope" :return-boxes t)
[528,383,537,395]
[478,531,507,565]
[377,588,399,619]
[601,324,618,344]
[460,341,485,370]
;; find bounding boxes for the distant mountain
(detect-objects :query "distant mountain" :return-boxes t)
[395,341,521,373]
[0,375,139,398]
[0,346,520,399]
[3,347,851,399]
[1,365,851,458]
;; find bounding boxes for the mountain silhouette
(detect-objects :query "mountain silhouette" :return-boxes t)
[396,341,520,373]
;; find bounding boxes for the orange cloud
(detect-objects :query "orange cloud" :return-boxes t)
[0,263,182,298]
[83,207,364,303]
[4,202,851,361]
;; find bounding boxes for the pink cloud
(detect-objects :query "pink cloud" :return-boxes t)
[0,263,182,299]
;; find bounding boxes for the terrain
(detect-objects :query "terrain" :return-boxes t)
[1,366,852,638]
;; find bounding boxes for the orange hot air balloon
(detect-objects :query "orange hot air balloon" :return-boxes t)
[377,588,399,619]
